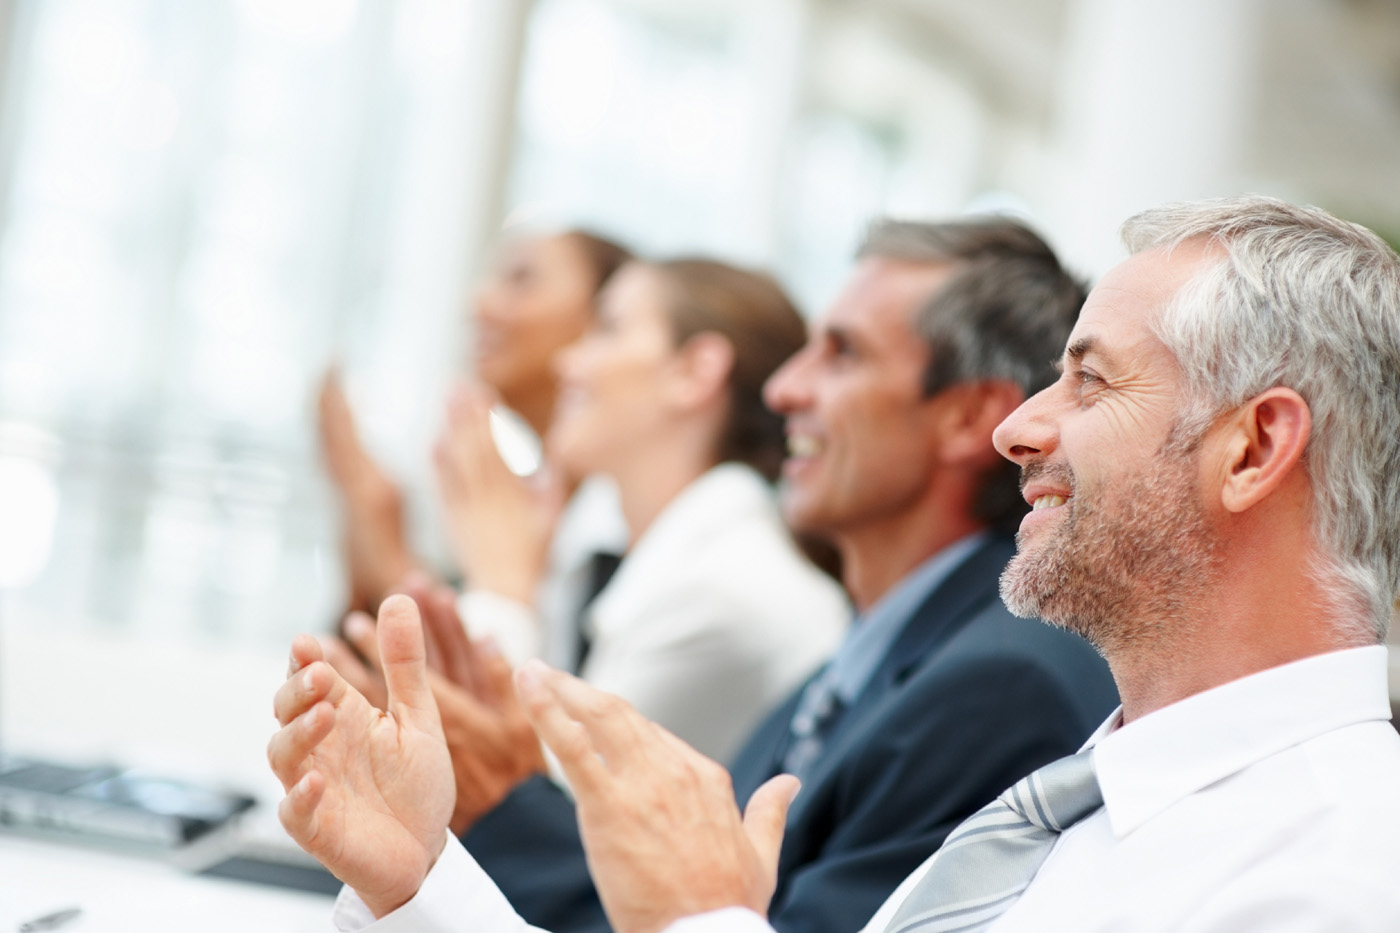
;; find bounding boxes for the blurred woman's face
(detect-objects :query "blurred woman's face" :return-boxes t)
[548,264,680,478]
[473,234,597,405]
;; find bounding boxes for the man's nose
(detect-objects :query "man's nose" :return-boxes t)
[993,384,1057,465]
[763,347,813,414]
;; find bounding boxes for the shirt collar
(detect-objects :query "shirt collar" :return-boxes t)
[1088,645,1392,837]
[826,532,990,705]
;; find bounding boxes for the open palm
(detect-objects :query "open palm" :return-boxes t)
[269,595,455,917]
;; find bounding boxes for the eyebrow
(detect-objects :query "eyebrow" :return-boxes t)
[1065,336,1097,364]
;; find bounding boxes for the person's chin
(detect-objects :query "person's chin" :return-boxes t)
[780,492,837,540]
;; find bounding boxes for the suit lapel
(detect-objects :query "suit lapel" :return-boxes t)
[872,537,1015,687]
[775,536,1015,848]
[730,676,810,800]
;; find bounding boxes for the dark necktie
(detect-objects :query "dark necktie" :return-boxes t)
[881,749,1102,933]
[573,550,622,672]
[780,665,845,781]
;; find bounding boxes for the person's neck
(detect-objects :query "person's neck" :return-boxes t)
[1107,548,1374,724]
[837,508,986,613]
[611,439,717,544]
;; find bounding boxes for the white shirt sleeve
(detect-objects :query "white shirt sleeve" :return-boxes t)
[330,832,542,933]
[457,589,542,667]
[661,907,777,933]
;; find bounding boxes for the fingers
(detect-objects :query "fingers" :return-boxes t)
[515,660,608,792]
[316,367,343,436]
[395,572,448,676]
[377,594,442,735]
[742,775,800,884]
[317,368,357,472]
[472,637,514,707]
[267,700,336,789]
[273,658,344,726]
[287,633,324,678]
[420,585,475,688]
[277,769,327,854]
[343,611,382,669]
[322,635,386,710]
[518,661,647,765]
[437,383,510,489]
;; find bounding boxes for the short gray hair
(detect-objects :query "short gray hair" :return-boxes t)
[1123,196,1400,640]
[859,217,1087,535]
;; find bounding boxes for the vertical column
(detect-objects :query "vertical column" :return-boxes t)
[1044,0,1264,274]
[0,0,34,251]
[454,0,534,284]
[730,0,813,265]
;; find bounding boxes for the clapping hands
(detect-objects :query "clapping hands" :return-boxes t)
[322,576,547,834]
[267,595,454,918]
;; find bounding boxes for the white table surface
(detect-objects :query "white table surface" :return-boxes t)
[0,833,333,932]
[1,617,341,931]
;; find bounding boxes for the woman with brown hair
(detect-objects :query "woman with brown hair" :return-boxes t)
[433,257,850,763]
[318,228,633,668]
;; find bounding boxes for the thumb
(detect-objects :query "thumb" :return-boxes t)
[377,594,442,736]
[742,774,799,886]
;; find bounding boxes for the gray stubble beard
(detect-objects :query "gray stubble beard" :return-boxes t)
[999,441,1222,659]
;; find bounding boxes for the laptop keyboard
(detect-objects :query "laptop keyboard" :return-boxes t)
[0,760,119,794]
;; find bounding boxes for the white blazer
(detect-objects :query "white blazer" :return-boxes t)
[579,463,850,763]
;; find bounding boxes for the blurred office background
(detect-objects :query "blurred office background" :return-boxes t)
[0,0,1397,653]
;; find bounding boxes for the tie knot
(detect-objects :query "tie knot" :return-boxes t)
[998,748,1102,832]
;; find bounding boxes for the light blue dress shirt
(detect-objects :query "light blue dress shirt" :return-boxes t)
[825,532,990,706]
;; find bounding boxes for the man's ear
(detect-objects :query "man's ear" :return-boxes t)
[666,332,735,411]
[1218,387,1311,513]
[934,380,1026,467]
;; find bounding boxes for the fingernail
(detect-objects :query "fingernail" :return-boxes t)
[516,660,544,695]
[345,613,373,641]
[303,669,315,692]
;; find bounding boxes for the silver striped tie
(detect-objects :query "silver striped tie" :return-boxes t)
[882,749,1102,933]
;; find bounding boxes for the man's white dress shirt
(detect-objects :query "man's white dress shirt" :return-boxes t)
[334,644,1400,933]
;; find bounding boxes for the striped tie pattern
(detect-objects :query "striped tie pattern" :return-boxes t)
[781,666,845,782]
[881,749,1102,933]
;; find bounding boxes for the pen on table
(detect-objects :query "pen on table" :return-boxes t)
[17,907,82,932]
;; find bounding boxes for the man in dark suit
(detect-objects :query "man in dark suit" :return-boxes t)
[277,217,1118,931]
[449,218,1116,933]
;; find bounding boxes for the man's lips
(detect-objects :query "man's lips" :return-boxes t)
[1029,492,1070,511]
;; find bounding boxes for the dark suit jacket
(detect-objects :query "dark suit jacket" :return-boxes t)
[463,536,1118,933]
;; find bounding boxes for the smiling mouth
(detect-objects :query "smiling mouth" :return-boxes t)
[786,434,822,459]
[1031,494,1068,510]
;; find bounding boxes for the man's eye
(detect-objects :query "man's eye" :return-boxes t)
[1072,369,1105,402]
[824,335,854,359]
